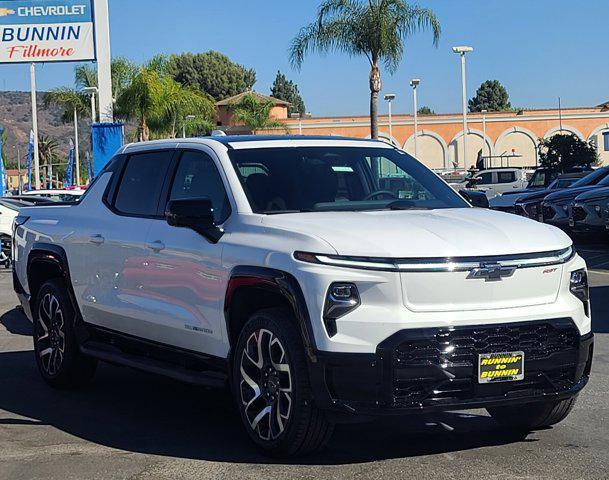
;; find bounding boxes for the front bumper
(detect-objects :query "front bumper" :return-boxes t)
[569,204,606,232]
[309,318,593,417]
[542,203,571,228]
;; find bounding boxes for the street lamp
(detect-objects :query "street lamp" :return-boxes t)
[452,46,473,168]
[481,109,488,169]
[183,115,196,138]
[384,94,396,144]
[409,79,420,157]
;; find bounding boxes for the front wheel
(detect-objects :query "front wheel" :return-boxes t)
[487,397,577,430]
[232,308,334,456]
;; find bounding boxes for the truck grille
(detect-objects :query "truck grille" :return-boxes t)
[382,320,580,408]
[572,206,587,222]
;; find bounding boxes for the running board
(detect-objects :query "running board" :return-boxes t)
[80,341,228,389]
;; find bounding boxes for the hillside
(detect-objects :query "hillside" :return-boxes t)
[0,91,92,166]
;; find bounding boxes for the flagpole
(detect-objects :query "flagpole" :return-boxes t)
[30,63,41,190]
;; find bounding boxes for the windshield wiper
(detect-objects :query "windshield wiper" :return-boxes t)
[386,200,431,210]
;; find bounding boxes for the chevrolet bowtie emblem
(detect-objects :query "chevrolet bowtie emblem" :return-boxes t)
[467,262,516,281]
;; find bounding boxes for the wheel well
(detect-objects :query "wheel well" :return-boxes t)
[226,286,293,347]
[28,259,65,306]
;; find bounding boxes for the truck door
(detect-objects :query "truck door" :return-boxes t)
[139,148,231,357]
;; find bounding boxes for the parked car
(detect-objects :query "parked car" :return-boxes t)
[13,136,593,456]
[542,166,609,229]
[0,199,19,268]
[514,173,590,220]
[568,186,609,232]
[20,189,85,203]
[490,167,594,213]
[450,167,531,199]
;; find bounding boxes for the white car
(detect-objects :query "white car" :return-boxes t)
[451,168,531,199]
[0,198,20,267]
[20,189,85,202]
[13,136,593,456]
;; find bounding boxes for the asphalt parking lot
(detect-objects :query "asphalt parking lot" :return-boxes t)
[0,246,608,480]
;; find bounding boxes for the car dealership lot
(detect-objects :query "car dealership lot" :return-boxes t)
[0,245,608,480]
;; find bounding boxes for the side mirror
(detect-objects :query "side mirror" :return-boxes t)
[459,189,490,208]
[165,197,224,243]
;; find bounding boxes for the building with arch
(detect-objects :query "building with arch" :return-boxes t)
[275,105,609,170]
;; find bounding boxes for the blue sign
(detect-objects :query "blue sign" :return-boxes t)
[0,0,95,64]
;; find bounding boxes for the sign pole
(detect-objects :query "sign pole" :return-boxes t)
[29,63,40,190]
[94,0,114,123]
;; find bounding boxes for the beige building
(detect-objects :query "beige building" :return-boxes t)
[278,105,609,170]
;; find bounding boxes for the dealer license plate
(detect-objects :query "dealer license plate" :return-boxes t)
[478,351,524,384]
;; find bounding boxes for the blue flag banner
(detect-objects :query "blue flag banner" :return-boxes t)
[86,151,93,183]
[64,138,74,187]
[26,130,33,191]
[0,127,6,197]
[91,123,123,178]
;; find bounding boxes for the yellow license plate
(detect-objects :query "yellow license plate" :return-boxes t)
[478,351,524,384]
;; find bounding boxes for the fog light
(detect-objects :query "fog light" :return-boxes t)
[570,269,589,317]
[323,283,360,337]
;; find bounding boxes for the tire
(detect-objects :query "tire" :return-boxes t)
[232,308,334,456]
[33,279,97,388]
[487,397,577,430]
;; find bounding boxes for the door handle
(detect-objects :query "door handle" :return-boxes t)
[146,240,165,252]
[89,234,105,245]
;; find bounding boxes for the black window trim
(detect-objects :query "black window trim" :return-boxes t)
[107,149,178,220]
[156,147,233,225]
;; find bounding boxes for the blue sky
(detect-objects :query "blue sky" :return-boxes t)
[0,0,607,117]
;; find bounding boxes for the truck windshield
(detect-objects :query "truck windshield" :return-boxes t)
[228,146,469,213]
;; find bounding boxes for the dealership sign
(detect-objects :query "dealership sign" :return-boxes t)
[0,0,95,63]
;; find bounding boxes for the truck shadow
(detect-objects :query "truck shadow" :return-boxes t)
[0,308,535,465]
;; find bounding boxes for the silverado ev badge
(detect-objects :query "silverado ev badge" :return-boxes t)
[467,262,517,282]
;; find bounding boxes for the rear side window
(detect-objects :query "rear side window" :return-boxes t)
[497,171,516,183]
[114,151,173,216]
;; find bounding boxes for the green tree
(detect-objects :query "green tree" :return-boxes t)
[75,57,139,101]
[538,134,598,172]
[270,71,306,116]
[229,93,289,134]
[468,80,511,112]
[115,59,216,141]
[417,106,434,115]
[290,0,440,139]
[43,88,89,123]
[167,51,256,101]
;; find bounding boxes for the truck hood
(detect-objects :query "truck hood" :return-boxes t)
[574,186,609,202]
[544,185,598,204]
[261,208,571,258]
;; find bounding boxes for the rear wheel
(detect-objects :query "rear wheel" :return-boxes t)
[487,397,577,430]
[33,279,97,388]
[232,308,334,456]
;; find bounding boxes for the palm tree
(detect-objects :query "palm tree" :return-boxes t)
[75,57,138,101]
[290,0,440,139]
[115,68,161,142]
[229,93,289,134]
[44,88,89,122]
[149,76,216,138]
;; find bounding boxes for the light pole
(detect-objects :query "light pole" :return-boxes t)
[409,79,420,157]
[383,94,396,144]
[83,87,98,124]
[183,115,196,138]
[452,46,473,168]
[481,109,488,169]
[290,112,311,135]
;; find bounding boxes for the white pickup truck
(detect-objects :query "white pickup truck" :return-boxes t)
[12,136,593,456]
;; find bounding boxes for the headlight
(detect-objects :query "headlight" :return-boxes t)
[323,282,360,336]
[570,269,590,317]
